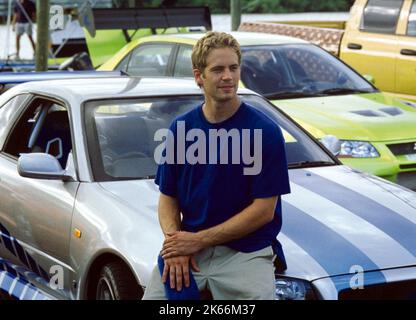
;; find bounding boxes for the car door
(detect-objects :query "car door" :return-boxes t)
[340,0,403,92]
[396,0,416,98]
[0,96,79,299]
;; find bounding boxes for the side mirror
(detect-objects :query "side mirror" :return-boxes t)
[17,153,73,181]
[363,74,375,85]
[320,135,341,156]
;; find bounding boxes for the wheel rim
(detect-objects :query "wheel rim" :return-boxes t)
[96,277,116,300]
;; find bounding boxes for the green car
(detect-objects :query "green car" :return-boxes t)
[98,32,416,190]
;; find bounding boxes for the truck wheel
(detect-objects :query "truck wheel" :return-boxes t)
[95,261,141,300]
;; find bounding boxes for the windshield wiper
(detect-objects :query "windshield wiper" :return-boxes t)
[264,91,320,100]
[317,88,374,95]
[288,160,335,169]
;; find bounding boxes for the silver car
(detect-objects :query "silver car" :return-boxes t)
[0,77,415,300]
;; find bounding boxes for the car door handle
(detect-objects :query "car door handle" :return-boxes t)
[400,49,416,56]
[347,43,362,50]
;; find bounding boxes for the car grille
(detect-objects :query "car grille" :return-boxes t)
[387,142,416,155]
[397,172,416,191]
[339,280,416,300]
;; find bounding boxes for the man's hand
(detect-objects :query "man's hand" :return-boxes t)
[162,255,200,291]
[12,25,15,32]
[161,231,205,259]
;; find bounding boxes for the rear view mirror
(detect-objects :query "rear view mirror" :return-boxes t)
[17,153,73,181]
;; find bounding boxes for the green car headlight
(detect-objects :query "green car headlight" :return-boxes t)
[339,140,380,158]
[275,277,317,300]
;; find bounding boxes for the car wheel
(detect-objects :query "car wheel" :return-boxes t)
[95,261,140,300]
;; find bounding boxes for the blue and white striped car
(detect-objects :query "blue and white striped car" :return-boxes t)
[0,77,415,300]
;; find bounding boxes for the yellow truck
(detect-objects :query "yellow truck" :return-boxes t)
[239,0,416,102]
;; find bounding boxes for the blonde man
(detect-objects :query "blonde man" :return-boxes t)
[143,32,290,300]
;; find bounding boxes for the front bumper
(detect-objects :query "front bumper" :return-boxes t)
[312,265,416,300]
[339,139,416,190]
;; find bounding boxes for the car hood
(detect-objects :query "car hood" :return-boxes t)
[99,166,416,282]
[273,92,416,141]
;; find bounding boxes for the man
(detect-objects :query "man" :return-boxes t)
[12,0,36,59]
[143,32,291,300]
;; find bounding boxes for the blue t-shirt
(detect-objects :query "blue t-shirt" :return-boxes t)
[155,102,291,252]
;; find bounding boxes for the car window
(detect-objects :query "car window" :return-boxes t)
[407,0,416,36]
[115,52,132,73]
[0,95,30,149]
[174,45,194,77]
[85,95,335,181]
[360,0,404,34]
[3,98,72,168]
[241,44,375,98]
[125,44,174,76]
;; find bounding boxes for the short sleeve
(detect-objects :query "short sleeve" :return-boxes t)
[251,122,291,199]
[155,121,178,197]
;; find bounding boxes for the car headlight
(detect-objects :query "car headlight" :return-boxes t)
[275,277,317,300]
[339,140,380,158]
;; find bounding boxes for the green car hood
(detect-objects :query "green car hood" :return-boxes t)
[273,92,416,141]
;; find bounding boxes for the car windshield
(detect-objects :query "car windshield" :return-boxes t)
[241,44,377,99]
[85,94,336,181]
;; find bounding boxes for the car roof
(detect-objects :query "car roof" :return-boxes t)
[8,76,255,103]
[139,31,308,46]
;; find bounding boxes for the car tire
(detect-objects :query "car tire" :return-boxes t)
[95,261,141,300]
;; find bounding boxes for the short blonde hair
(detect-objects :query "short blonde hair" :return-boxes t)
[191,31,241,73]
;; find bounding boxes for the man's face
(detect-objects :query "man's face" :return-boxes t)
[194,47,240,103]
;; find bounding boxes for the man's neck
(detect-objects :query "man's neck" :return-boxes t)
[202,97,241,124]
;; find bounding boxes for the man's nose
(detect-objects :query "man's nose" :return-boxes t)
[221,68,233,80]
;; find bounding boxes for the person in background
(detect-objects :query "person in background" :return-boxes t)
[12,0,36,59]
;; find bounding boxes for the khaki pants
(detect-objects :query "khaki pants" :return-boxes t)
[142,245,275,300]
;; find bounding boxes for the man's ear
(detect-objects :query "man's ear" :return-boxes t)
[193,68,204,87]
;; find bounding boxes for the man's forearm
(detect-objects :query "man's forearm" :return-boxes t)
[197,196,278,248]
[158,193,181,236]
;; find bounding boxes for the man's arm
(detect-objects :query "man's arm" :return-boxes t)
[158,193,181,235]
[161,196,278,258]
[158,193,200,291]
[12,13,16,30]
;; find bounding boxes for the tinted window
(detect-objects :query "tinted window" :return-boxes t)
[0,95,29,149]
[241,44,375,98]
[360,0,404,34]
[125,44,174,76]
[3,98,72,168]
[408,0,416,36]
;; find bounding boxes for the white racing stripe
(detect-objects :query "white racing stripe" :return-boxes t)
[278,233,333,282]
[308,166,416,224]
[286,183,416,269]
[8,278,18,296]
[20,284,29,300]
[0,272,5,288]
